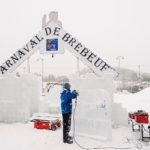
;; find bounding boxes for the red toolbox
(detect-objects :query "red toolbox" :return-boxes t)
[135,112,149,124]
[34,119,61,131]
[34,120,49,129]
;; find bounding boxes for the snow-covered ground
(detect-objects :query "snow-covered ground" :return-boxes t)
[1,87,150,150]
[0,122,149,150]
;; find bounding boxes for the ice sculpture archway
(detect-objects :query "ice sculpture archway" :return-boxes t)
[0,12,116,77]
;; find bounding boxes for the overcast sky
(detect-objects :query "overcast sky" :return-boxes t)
[0,0,150,76]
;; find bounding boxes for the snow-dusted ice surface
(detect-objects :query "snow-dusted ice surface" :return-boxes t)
[0,74,41,122]
[73,89,112,141]
[70,74,114,141]
[39,85,62,114]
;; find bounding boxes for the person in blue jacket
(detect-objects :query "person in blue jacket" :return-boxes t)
[60,82,78,144]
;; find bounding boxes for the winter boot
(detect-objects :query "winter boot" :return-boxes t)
[68,135,73,140]
[63,137,73,144]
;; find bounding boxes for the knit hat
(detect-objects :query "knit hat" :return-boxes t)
[63,83,71,90]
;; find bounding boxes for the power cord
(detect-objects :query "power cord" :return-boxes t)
[124,137,142,150]
[72,98,133,150]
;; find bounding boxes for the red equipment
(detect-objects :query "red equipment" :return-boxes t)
[34,119,61,131]
[128,110,149,124]
[128,112,136,119]
[128,110,150,142]
[135,112,149,124]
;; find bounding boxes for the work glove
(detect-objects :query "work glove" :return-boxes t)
[75,90,79,96]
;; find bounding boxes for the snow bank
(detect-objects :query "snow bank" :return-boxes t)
[114,87,150,114]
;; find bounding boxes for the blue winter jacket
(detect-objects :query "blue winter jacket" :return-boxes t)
[60,89,78,114]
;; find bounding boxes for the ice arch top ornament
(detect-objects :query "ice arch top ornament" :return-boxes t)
[0,11,117,77]
[42,11,62,28]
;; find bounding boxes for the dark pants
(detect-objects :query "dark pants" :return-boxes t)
[62,113,71,141]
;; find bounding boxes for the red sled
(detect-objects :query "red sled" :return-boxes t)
[34,119,61,131]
